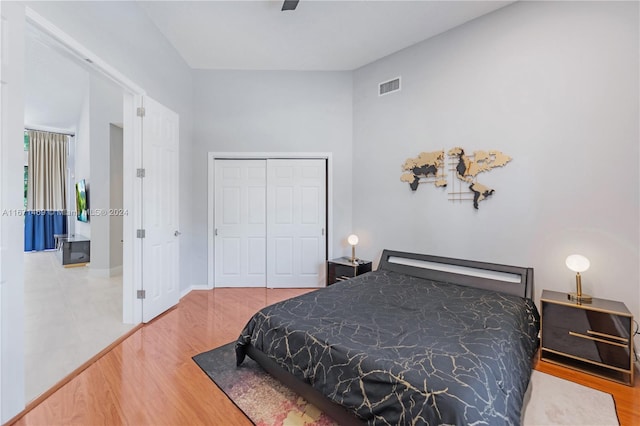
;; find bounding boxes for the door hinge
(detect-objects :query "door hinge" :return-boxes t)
[136,229,146,238]
[136,168,146,178]
[137,107,146,117]
[137,290,146,299]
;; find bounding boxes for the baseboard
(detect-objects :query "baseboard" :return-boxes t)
[89,265,123,277]
[180,284,210,299]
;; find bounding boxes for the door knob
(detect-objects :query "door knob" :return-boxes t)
[174,231,182,237]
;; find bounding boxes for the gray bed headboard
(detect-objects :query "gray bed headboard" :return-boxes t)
[377,250,534,299]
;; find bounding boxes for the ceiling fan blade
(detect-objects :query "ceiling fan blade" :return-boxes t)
[281,0,299,11]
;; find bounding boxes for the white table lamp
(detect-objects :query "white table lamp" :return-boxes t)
[565,254,592,303]
[347,234,359,263]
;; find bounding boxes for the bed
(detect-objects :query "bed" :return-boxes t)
[236,250,540,425]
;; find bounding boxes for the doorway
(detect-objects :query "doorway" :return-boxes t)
[210,156,330,289]
[16,7,179,410]
[2,6,181,419]
[22,24,132,402]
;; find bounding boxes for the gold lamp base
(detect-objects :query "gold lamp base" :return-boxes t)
[568,292,592,303]
[568,271,592,303]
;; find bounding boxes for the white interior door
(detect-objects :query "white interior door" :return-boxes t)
[267,159,326,288]
[141,96,180,322]
[214,159,266,287]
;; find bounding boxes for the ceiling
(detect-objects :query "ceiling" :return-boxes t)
[25,1,515,132]
[25,25,89,132]
[139,0,515,71]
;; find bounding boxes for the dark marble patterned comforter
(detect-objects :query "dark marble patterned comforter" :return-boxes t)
[236,269,540,425]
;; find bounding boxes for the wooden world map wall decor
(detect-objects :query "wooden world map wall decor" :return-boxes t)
[400,147,512,209]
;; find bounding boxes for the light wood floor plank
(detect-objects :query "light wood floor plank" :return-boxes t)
[9,288,640,425]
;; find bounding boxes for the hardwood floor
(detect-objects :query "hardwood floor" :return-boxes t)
[9,288,640,425]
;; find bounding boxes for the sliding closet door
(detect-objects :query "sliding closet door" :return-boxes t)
[214,160,267,287]
[266,159,326,288]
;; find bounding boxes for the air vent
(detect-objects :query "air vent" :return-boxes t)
[379,77,401,96]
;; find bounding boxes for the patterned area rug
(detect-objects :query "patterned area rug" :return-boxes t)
[193,343,619,426]
[193,342,337,425]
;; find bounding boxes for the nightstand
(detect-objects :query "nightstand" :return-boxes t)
[540,289,634,386]
[327,257,372,286]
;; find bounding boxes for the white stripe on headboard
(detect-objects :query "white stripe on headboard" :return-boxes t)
[387,256,522,284]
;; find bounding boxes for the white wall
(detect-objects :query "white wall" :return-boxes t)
[191,70,353,286]
[352,1,639,346]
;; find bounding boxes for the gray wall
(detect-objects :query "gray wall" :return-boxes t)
[68,73,123,274]
[352,1,639,336]
[88,74,122,273]
[190,70,353,286]
[74,88,90,238]
[110,124,124,271]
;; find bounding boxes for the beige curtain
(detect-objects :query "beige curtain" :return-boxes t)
[27,130,68,211]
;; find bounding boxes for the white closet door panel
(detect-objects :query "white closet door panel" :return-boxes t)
[221,187,241,224]
[247,237,266,275]
[248,186,266,223]
[221,237,241,274]
[301,187,320,224]
[274,237,294,275]
[214,160,266,287]
[267,159,326,288]
[274,186,293,224]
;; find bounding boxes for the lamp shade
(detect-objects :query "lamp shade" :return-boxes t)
[565,254,590,273]
[347,234,359,246]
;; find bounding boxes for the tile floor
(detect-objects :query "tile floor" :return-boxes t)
[23,251,136,402]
